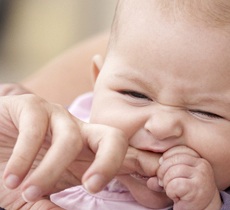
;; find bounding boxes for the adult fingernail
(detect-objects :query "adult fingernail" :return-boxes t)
[83,174,106,194]
[4,174,20,189]
[22,186,42,202]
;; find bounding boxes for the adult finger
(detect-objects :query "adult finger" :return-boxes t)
[122,147,161,177]
[0,83,30,96]
[2,96,49,190]
[81,123,128,193]
[20,108,85,202]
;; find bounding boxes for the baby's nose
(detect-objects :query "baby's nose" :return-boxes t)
[144,108,183,141]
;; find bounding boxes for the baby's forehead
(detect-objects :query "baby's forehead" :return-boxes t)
[114,0,230,29]
[108,1,230,52]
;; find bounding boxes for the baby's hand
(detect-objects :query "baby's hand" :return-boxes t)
[0,94,128,203]
[157,146,222,210]
[0,83,31,95]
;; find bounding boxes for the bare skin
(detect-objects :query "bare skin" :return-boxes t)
[0,94,162,209]
[21,31,109,106]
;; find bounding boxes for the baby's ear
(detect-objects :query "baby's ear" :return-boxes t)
[91,54,104,83]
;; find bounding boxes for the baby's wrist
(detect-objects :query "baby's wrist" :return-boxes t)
[203,190,222,210]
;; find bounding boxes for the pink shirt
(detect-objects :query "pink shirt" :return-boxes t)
[50,93,171,210]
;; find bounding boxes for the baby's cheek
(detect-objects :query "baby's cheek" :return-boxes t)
[213,169,230,191]
[129,130,155,150]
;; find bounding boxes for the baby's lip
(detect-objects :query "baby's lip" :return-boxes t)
[130,172,150,181]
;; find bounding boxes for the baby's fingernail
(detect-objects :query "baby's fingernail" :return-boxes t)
[22,186,42,202]
[4,174,20,189]
[83,174,106,194]
[158,179,163,187]
[159,157,163,165]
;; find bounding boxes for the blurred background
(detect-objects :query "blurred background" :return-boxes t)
[0,0,117,82]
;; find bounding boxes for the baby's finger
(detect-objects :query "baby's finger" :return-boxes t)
[81,124,128,193]
[160,164,194,189]
[164,177,191,204]
[161,146,200,162]
[157,154,200,183]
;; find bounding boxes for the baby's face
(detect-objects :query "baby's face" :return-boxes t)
[90,1,230,208]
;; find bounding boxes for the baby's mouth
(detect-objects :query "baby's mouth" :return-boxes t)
[130,172,150,181]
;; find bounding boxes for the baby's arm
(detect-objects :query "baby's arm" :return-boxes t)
[157,146,221,210]
[0,94,128,203]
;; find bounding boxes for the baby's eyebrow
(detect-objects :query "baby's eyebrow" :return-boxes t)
[114,72,155,92]
[186,95,230,108]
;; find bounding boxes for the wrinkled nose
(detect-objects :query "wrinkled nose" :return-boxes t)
[144,107,183,142]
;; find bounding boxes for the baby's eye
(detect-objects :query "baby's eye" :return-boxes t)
[120,90,152,101]
[189,110,223,119]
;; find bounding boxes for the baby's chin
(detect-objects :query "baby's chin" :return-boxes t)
[117,174,172,209]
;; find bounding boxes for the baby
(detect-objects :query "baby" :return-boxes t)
[2,0,230,209]
[51,0,230,209]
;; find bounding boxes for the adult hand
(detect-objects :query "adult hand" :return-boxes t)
[0,94,169,209]
[0,83,31,96]
[0,94,128,205]
[0,134,63,209]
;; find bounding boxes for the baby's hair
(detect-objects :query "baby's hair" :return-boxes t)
[157,0,230,27]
